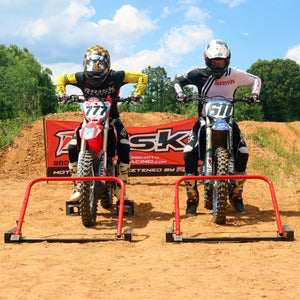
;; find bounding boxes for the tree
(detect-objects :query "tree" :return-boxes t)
[119,66,197,115]
[234,85,264,121]
[0,44,57,120]
[119,66,180,114]
[248,59,300,122]
[139,66,170,112]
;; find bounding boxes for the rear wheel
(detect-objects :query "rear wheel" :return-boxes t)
[204,184,213,209]
[213,147,229,224]
[200,162,213,210]
[80,150,98,227]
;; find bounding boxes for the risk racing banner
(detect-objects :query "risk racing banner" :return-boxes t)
[45,118,197,177]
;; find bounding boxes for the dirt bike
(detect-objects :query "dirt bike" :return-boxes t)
[187,95,257,224]
[66,95,129,227]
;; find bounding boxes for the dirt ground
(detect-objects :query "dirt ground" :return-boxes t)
[0,112,299,300]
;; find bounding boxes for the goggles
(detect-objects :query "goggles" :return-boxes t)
[87,70,106,77]
[209,59,226,69]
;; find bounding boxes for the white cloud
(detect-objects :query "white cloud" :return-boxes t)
[15,0,95,43]
[185,6,210,22]
[61,4,156,57]
[9,2,156,64]
[21,19,49,40]
[161,6,170,18]
[98,5,154,35]
[178,0,198,4]
[163,24,213,55]
[218,0,247,8]
[285,44,300,64]
[63,0,95,28]
[113,23,213,70]
[113,48,168,72]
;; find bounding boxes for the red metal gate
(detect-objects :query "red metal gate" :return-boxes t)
[5,176,132,243]
[166,174,294,242]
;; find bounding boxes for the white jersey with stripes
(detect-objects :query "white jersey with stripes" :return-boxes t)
[174,67,261,116]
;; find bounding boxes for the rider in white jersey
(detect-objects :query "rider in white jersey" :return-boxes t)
[173,39,261,215]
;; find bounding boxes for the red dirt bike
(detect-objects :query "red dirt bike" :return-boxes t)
[186,95,258,224]
[65,95,129,227]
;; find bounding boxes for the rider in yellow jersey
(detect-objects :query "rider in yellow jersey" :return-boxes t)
[57,45,148,202]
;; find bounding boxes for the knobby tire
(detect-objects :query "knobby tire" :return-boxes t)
[99,157,114,209]
[213,147,229,224]
[80,150,99,227]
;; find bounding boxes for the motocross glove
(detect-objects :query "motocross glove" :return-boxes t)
[176,92,187,103]
[58,94,68,104]
[129,94,140,103]
[249,93,259,103]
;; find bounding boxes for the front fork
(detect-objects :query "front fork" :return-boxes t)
[203,120,234,189]
[204,122,213,186]
[98,118,110,182]
[227,126,235,190]
[77,120,87,178]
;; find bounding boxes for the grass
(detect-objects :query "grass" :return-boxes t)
[247,126,300,185]
[0,114,39,149]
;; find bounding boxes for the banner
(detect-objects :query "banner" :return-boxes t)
[45,117,197,177]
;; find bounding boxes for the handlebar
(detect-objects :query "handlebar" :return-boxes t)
[186,95,259,104]
[64,95,132,104]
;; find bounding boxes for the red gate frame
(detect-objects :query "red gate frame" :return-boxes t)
[166,174,294,242]
[5,176,132,243]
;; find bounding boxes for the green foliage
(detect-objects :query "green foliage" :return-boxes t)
[248,59,300,122]
[0,113,36,148]
[247,127,300,184]
[119,66,197,117]
[234,86,264,121]
[57,103,81,113]
[0,44,57,120]
[119,66,178,113]
[0,44,57,149]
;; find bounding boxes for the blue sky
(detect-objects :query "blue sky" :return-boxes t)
[1,0,299,95]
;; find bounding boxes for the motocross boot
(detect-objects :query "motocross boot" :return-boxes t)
[185,174,199,215]
[69,162,80,202]
[113,162,130,201]
[230,171,246,213]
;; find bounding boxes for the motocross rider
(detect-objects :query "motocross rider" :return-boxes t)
[173,39,261,215]
[57,45,148,203]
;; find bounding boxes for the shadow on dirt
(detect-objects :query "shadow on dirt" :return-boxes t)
[176,203,299,228]
[94,202,174,230]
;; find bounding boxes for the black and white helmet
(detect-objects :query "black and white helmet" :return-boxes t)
[204,40,231,79]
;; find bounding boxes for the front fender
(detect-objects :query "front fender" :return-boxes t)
[79,123,102,140]
[213,120,230,130]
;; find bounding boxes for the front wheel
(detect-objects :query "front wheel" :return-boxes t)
[213,147,229,224]
[79,150,98,227]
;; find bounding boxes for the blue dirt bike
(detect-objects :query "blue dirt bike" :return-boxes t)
[187,95,257,224]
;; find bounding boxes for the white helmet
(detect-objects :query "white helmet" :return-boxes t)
[204,40,231,79]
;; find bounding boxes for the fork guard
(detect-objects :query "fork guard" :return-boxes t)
[167,174,294,243]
